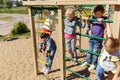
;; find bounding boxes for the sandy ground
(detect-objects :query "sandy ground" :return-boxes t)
[0,29,98,80]
[0,14,101,80]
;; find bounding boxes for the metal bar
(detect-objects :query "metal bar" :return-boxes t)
[64,67,90,80]
[76,33,106,41]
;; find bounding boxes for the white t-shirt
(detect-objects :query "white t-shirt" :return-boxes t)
[100,49,120,72]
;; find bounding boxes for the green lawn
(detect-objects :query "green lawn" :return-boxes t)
[0,32,31,41]
[0,16,13,21]
[0,6,28,14]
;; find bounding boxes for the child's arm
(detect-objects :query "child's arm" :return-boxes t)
[112,61,120,80]
[106,23,112,37]
[76,18,86,28]
[46,37,51,53]
[38,42,44,52]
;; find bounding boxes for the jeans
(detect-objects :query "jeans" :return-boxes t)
[65,38,76,58]
[86,39,102,66]
[45,48,56,70]
[96,64,106,80]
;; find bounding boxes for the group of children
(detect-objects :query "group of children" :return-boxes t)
[38,5,120,80]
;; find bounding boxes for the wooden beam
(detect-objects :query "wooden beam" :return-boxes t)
[113,5,120,39]
[57,0,118,5]
[28,6,39,75]
[23,1,57,6]
[23,0,120,6]
[58,5,66,80]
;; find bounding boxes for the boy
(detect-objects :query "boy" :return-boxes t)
[81,5,112,71]
[39,33,57,73]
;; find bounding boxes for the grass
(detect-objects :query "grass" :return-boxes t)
[0,6,28,14]
[0,32,31,41]
[0,16,13,21]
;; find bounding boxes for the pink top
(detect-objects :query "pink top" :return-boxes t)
[64,33,76,39]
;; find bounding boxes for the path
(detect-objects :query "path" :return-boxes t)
[0,14,29,35]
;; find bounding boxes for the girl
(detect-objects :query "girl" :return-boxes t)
[64,7,85,61]
[96,37,120,80]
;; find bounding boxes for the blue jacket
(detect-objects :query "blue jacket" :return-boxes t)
[39,36,57,52]
[64,18,85,34]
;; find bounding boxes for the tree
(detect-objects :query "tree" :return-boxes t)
[0,0,3,4]
[15,0,22,6]
[3,0,13,8]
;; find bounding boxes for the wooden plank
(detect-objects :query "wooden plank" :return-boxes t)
[23,1,56,5]
[23,0,120,6]
[58,5,66,80]
[113,5,120,39]
[28,6,39,75]
[57,0,118,5]
[112,5,120,49]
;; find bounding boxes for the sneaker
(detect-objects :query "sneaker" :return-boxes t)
[72,58,77,62]
[44,68,50,74]
[88,65,96,71]
[41,67,46,73]
[81,62,90,67]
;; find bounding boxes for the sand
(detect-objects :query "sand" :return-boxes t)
[0,14,100,80]
[0,29,98,80]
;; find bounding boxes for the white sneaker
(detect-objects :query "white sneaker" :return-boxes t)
[41,67,46,73]
[81,62,90,67]
[44,68,50,74]
[72,58,77,62]
[88,65,96,71]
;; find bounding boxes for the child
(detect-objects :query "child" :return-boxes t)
[64,7,85,61]
[39,33,57,73]
[42,10,57,34]
[81,5,112,70]
[96,37,120,80]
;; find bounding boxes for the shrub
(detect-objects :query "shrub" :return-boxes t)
[10,21,30,35]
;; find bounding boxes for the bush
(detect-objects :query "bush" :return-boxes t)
[10,21,30,35]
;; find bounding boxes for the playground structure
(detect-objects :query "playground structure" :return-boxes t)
[23,0,120,80]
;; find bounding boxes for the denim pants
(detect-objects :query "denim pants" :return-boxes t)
[65,38,76,58]
[86,39,102,66]
[45,48,56,70]
[96,64,106,80]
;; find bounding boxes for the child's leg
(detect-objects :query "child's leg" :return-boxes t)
[81,39,94,67]
[45,49,56,71]
[71,38,77,58]
[86,39,94,63]
[42,64,47,73]
[96,64,106,80]
[45,56,51,73]
[65,38,73,57]
[92,41,102,66]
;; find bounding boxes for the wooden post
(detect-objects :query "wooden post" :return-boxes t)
[58,5,66,80]
[106,5,109,17]
[76,26,81,51]
[108,5,120,79]
[28,6,39,75]
[113,5,120,39]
